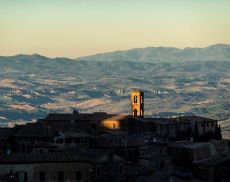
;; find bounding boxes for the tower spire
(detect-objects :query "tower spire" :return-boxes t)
[130,90,144,118]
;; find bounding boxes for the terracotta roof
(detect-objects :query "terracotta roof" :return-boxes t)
[144,116,215,124]
[76,112,116,122]
[193,154,230,166]
[64,129,91,138]
[45,113,74,121]
[0,128,18,140]
[14,123,55,138]
[44,112,116,122]
[0,151,87,164]
[144,118,180,125]
[0,149,119,164]
[178,116,216,123]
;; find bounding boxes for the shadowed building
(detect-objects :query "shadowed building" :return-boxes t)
[0,90,227,182]
[0,149,125,182]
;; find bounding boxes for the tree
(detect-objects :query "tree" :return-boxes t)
[186,126,192,139]
[193,122,199,142]
[215,123,222,140]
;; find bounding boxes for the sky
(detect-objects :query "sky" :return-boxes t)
[1,0,230,58]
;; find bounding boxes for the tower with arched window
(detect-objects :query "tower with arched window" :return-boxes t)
[131,90,144,118]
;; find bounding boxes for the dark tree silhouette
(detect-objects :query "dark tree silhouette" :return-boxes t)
[193,122,199,142]
[215,123,222,140]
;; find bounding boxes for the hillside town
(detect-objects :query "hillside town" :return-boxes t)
[0,90,229,182]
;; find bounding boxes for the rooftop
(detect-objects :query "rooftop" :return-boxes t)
[0,148,120,164]
[14,123,55,138]
[193,154,230,166]
[178,116,216,123]
[171,139,229,150]
[144,118,188,125]
[44,111,116,122]
[0,128,18,140]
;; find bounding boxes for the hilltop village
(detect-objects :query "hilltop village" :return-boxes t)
[0,90,229,182]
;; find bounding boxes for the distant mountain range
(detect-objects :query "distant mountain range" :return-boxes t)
[76,44,230,62]
[0,44,229,126]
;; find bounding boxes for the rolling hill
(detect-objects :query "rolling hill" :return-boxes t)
[0,44,229,126]
[77,44,230,62]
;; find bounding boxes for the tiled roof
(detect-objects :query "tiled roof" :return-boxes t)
[76,112,116,121]
[144,116,215,124]
[0,151,87,164]
[0,128,18,140]
[14,123,55,138]
[64,129,91,138]
[45,113,74,121]
[144,118,179,125]
[178,116,216,122]
[0,148,115,164]
[44,112,116,122]
[193,154,230,166]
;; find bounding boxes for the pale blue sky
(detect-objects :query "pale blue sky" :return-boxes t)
[1,0,230,57]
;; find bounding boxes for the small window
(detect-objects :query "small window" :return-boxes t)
[21,143,26,152]
[160,148,162,154]
[119,165,123,174]
[65,138,72,143]
[57,171,64,182]
[39,172,45,182]
[24,172,28,182]
[134,96,138,103]
[97,166,101,176]
[211,122,214,127]
[206,122,209,127]
[133,109,138,116]
[76,171,82,181]
[56,138,64,144]
[17,172,27,182]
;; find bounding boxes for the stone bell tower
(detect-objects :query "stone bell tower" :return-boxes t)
[131,90,144,118]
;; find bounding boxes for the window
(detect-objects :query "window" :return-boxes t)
[56,138,64,144]
[97,166,101,176]
[160,161,164,168]
[57,171,64,182]
[16,172,27,182]
[134,96,138,103]
[133,109,137,116]
[76,171,82,181]
[206,122,209,127]
[211,122,214,127]
[65,138,72,143]
[119,165,123,174]
[21,143,26,152]
[39,172,45,182]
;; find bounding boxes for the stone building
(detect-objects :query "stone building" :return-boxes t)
[130,90,144,118]
[177,116,218,138]
[0,149,125,182]
[0,90,226,182]
[169,139,230,181]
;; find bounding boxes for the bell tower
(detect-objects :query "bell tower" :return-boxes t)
[131,90,144,118]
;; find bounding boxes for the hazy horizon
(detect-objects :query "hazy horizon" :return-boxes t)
[1,0,230,58]
[1,43,229,59]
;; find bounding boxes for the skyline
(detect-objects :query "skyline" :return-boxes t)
[1,0,230,58]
